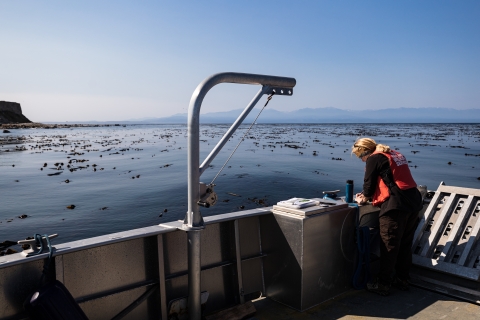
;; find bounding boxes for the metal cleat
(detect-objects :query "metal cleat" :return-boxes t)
[17,234,58,256]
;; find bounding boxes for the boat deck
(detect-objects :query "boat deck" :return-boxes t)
[250,285,480,320]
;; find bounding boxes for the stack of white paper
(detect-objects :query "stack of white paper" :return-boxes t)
[276,198,319,209]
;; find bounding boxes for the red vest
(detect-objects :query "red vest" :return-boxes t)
[371,150,417,206]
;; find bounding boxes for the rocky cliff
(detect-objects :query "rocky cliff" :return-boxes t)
[0,101,32,124]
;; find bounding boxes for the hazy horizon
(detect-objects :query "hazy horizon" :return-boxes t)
[33,106,480,124]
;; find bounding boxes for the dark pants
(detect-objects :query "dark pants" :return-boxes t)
[378,209,419,284]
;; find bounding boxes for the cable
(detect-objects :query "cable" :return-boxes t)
[210,92,275,185]
[339,207,354,263]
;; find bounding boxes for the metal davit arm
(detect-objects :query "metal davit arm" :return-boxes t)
[186,72,296,228]
[185,72,296,320]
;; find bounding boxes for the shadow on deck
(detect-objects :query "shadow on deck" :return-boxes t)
[250,286,480,320]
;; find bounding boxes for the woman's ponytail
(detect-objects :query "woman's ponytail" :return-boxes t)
[375,144,391,153]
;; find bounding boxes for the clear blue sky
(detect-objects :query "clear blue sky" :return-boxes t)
[1,1,479,122]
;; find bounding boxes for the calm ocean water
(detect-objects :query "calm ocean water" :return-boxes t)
[1,123,479,245]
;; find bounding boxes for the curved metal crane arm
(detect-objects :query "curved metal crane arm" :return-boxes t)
[186,72,296,228]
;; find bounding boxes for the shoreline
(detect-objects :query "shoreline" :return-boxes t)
[1,122,124,129]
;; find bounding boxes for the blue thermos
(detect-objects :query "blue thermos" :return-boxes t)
[346,180,354,203]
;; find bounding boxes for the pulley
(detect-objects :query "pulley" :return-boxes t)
[197,182,217,208]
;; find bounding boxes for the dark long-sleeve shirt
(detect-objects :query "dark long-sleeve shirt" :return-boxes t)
[363,153,422,215]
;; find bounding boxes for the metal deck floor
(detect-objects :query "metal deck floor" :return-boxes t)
[249,286,480,320]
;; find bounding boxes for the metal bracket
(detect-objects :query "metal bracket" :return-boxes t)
[181,214,205,231]
[264,86,293,96]
[180,224,205,232]
[197,182,217,208]
[17,234,58,256]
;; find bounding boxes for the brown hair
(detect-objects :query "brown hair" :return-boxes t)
[351,138,391,158]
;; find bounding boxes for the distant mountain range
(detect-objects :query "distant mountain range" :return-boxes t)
[134,107,480,124]
[50,107,480,125]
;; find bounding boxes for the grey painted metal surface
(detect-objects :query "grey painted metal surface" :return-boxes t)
[0,202,360,319]
[185,72,295,320]
[413,183,480,279]
[262,204,357,311]
[411,182,480,302]
[0,208,267,319]
[0,225,176,269]
[60,237,157,299]
[81,286,157,320]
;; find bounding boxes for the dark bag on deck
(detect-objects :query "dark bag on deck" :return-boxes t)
[24,280,89,320]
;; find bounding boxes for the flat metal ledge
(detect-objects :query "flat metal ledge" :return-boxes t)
[203,207,273,224]
[163,207,274,230]
[412,247,480,282]
[0,207,274,269]
[0,224,177,268]
[437,184,480,197]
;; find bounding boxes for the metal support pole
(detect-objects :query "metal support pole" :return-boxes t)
[184,72,296,320]
[157,235,168,320]
[234,220,245,304]
[187,230,202,320]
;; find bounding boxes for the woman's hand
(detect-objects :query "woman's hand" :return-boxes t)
[355,193,368,205]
